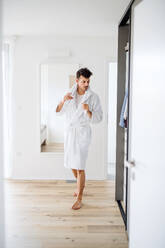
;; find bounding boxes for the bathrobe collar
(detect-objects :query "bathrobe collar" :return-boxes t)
[69,82,93,104]
[66,83,93,124]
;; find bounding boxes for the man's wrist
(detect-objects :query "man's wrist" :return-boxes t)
[87,110,92,118]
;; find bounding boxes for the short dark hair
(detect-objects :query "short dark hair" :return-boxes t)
[76,67,93,79]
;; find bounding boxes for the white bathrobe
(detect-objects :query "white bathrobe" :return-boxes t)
[55,83,103,170]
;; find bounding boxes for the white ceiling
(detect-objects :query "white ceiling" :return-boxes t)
[2,0,130,36]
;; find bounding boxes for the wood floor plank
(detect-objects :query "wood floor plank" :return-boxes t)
[4,179,128,248]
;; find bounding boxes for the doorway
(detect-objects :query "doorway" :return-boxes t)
[115,1,134,232]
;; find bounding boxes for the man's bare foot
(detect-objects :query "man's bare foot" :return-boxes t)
[72,199,82,210]
[73,190,86,196]
[73,191,78,197]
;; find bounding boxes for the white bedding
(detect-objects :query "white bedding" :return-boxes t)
[40,124,47,145]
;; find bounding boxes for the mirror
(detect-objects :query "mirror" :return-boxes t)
[40,62,79,152]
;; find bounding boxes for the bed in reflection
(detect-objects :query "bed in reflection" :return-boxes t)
[40,124,64,152]
[40,124,47,145]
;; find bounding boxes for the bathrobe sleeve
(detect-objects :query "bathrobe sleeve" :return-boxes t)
[54,95,70,116]
[85,94,103,124]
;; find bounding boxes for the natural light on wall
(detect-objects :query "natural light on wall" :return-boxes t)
[2,40,13,178]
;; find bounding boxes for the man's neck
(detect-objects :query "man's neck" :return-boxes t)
[77,87,85,95]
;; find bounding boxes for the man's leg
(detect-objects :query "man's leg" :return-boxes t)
[72,169,85,210]
[76,170,85,201]
[71,169,78,196]
[72,169,77,179]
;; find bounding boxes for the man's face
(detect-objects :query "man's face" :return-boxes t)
[76,75,90,92]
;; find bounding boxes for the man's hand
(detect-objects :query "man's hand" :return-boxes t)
[82,103,92,119]
[56,92,73,113]
[63,92,73,103]
[82,103,89,111]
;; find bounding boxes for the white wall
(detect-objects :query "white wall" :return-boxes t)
[129,0,165,247]
[9,35,117,180]
[0,0,5,244]
[0,59,5,246]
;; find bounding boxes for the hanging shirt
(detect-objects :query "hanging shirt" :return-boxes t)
[119,87,128,128]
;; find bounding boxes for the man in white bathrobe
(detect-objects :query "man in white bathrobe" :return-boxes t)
[56,68,103,210]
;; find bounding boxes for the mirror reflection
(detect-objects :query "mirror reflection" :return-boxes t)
[40,63,79,152]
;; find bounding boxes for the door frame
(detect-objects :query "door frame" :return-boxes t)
[115,0,135,230]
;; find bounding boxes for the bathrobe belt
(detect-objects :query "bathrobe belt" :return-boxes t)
[66,122,90,131]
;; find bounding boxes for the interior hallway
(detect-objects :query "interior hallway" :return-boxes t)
[4,180,128,248]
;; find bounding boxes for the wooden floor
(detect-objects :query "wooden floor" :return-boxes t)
[41,143,64,152]
[4,179,128,248]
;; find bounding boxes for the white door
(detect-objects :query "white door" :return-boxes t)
[128,0,165,247]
